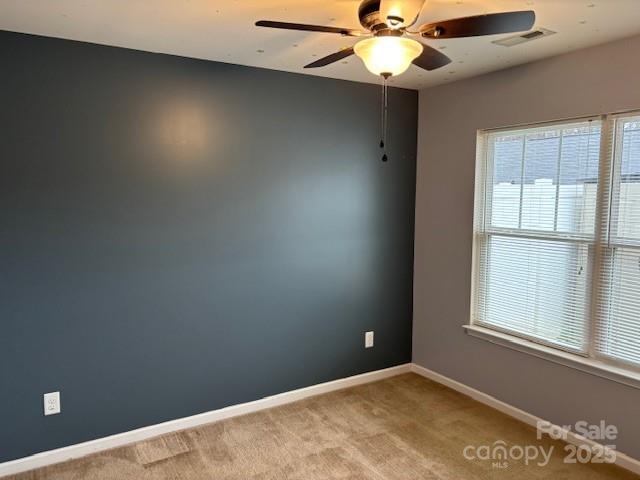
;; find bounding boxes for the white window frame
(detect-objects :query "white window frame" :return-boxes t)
[468,110,640,389]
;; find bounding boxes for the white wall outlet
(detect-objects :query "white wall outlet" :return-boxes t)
[44,391,61,416]
[365,331,374,348]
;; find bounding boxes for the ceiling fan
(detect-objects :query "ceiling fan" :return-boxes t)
[256,0,535,161]
[256,0,536,78]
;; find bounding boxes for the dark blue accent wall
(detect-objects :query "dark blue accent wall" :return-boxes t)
[0,30,416,463]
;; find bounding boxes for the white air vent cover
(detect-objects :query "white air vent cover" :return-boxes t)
[493,28,556,47]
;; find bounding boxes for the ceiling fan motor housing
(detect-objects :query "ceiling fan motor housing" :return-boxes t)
[358,0,387,31]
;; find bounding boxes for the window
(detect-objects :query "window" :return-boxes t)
[596,114,640,367]
[472,112,640,373]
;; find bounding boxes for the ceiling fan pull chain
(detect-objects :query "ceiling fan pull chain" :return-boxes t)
[381,74,390,162]
[380,80,385,149]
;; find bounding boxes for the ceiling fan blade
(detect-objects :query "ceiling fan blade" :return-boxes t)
[304,47,355,68]
[379,0,426,28]
[256,20,362,36]
[412,44,452,71]
[419,10,535,39]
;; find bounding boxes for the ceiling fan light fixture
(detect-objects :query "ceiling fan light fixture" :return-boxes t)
[354,36,423,77]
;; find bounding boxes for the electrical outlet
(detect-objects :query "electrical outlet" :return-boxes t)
[44,391,61,416]
[365,331,374,348]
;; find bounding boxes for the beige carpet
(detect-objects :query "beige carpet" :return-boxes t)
[6,373,638,479]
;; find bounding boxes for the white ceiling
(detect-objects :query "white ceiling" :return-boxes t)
[1,0,639,90]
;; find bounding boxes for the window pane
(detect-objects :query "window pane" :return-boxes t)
[490,135,523,229]
[488,122,600,236]
[614,118,640,242]
[557,126,601,235]
[597,247,640,366]
[476,235,589,352]
[521,131,559,231]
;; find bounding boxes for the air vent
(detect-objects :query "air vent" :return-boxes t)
[492,28,556,47]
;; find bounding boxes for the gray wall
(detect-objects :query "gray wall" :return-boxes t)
[0,31,417,463]
[414,34,640,459]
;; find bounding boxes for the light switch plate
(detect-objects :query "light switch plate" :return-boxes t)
[44,391,61,416]
[365,331,374,348]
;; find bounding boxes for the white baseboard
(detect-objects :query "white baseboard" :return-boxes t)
[5,363,638,478]
[0,364,411,478]
[410,363,640,476]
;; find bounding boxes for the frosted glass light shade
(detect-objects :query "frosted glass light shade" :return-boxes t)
[354,37,423,77]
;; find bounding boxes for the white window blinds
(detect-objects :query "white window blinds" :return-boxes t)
[473,113,640,371]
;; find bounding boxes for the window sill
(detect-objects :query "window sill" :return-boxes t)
[463,324,640,390]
